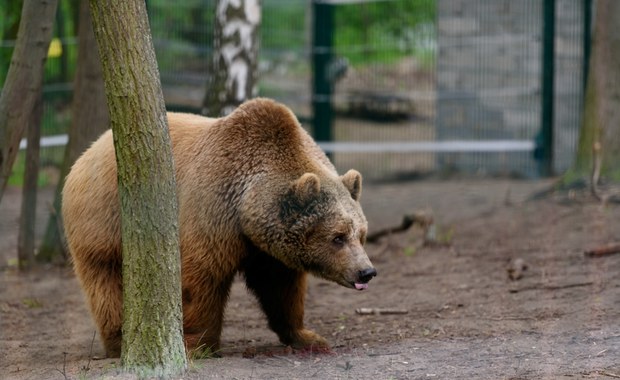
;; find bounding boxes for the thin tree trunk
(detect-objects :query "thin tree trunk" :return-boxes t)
[574,0,620,179]
[202,0,261,117]
[0,0,58,202]
[38,0,109,262]
[17,94,43,270]
[89,0,187,377]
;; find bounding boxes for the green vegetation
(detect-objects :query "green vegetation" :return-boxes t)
[262,0,307,53]
[1,0,437,188]
[2,0,437,84]
[261,0,437,66]
[0,0,23,85]
[8,150,59,188]
[148,0,216,74]
[22,298,43,308]
[0,0,79,86]
[7,102,69,187]
[334,0,436,65]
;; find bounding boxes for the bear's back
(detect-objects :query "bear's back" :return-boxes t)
[62,99,336,263]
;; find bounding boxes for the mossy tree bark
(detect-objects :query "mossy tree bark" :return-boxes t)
[89,0,187,378]
[0,0,58,202]
[38,0,109,262]
[202,0,261,117]
[574,0,620,180]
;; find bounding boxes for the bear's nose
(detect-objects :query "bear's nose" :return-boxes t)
[358,268,377,284]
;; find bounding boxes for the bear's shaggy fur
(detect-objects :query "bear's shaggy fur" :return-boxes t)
[62,98,376,357]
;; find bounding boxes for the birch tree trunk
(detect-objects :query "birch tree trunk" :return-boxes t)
[574,0,620,179]
[202,0,261,117]
[38,0,109,262]
[0,0,58,202]
[89,0,187,377]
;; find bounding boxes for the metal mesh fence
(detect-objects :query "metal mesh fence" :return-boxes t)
[0,0,590,185]
[436,0,586,178]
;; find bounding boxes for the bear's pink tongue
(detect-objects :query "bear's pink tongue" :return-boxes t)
[355,283,368,290]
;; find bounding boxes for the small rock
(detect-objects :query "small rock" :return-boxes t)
[507,258,528,281]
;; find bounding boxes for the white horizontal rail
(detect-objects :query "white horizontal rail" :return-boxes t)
[318,140,535,153]
[20,134,534,153]
[19,135,68,150]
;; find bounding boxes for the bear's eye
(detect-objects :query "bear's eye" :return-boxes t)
[332,234,347,246]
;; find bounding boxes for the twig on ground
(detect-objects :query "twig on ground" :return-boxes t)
[81,331,96,372]
[509,281,594,293]
[597,370,620,379]
[584,243,620,258]
[482,315,537,321]
[355,308,408,315]
[55,352,69,380]
[366,212,433,243]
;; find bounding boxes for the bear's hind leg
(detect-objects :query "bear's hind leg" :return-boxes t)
[75,260,123,358]
[181,273,235,356]
[242,251,329,350]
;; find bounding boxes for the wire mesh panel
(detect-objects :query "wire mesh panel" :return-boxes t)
[329,0,437,180]
[437,0,541,176]
[0,0,590,185]
[259,0,312,117]
[436,0,586,177]
[148,0,215,111]
[554,0,586,175]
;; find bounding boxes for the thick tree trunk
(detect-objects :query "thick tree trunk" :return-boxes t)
[574,0,620,179]
[202,0,261,117]
[89,0,187,377]
[17,95,43,270]
[38,0,109,262]
[0,0,58,202]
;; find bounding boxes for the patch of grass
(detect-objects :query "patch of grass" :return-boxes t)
[435,225,454,245]
[404,246,417,256]
[6,258,18,268]
[22,298,43,308]
[187,343,220,361]
[7,152,54,188]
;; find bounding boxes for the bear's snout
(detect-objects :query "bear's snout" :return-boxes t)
[353,267,377,290]
[358,268,377,283]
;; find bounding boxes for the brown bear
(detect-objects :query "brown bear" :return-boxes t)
[62,98,377,358]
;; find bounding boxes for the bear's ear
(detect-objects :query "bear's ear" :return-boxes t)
[292,173,321,202]
[341,169,362,201]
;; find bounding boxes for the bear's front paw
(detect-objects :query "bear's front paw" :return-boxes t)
[289,329,331,352]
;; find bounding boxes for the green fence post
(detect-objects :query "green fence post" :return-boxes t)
[540,0,556,176]
[582,0,592,92]
[312,0,334,146]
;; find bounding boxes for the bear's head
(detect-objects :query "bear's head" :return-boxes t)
[241,169,377,290]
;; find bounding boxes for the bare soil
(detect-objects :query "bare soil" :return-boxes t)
[1,179,619,379]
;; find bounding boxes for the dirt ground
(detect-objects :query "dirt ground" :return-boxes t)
[1,178,619,379]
